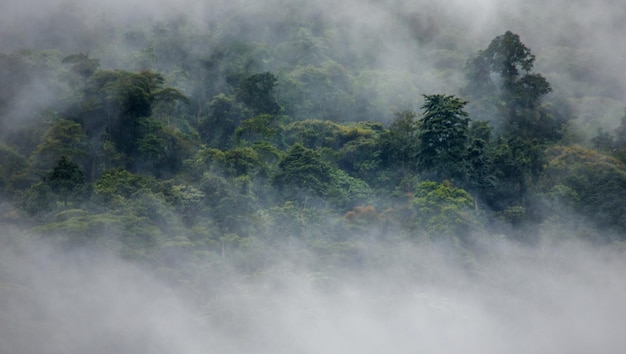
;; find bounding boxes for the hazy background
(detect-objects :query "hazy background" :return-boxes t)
[1,0,625,128]
[2,0,626,353]
[2,231,626,353]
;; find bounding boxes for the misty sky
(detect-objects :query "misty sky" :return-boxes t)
[2,0,625,127]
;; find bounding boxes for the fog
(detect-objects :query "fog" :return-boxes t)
[2,0,625,95]
[2,229,625,353]
[2,0,626,352]
[2,0,625,132]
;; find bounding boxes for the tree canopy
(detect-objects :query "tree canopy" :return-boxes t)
[0,24,624,282]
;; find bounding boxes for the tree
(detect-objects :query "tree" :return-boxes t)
[199,93,248,149]
[235,114,283,146]
[485,136,545,218]
[94,168,155,206]
[272,143,334,203]
[334,121,385,185]
[591,127,616,152]
[411,181,476,242]
[540,145,626,239]
[418,94,470,182]
[0,144,30,197]
[465,132,497,210]
[62,53,100,86]
[277,61,354,121]
[468,31,536,94]
[465,31,560,142]
[135,120,191,178]
[31,118,89,172]
[236,72,282,115]
[44,156,87,206]
[78,69,188,171]
[379,111,420,170]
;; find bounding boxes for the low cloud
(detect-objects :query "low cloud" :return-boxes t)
[1,232,625,353]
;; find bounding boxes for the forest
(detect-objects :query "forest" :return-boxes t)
[1,0,626,352]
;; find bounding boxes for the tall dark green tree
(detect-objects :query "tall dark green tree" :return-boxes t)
[465,31,561,142]
[417,94,470,182]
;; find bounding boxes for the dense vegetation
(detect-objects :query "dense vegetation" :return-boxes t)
[1,7,626,281]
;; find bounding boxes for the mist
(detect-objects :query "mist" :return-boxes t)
[2,230,626,353]
[2,0,625,128]
[2,0,626,353]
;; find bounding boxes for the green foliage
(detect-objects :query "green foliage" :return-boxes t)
[0,144,30,196]
[235,114,284,146]
[22,182,54,216]
[184,145,271,184]
[343,205,384,231]
[418,94,470,182]
[486,136,545,212]
[198,171,259,237]
[260,201,330,241]
[105,71,183,156]
[465,31,563,143]
[236,72,282,115]
[469,31,536,89]
[169,184,205,227]
[327,169,373,210]
[591,127,615,152]
[199,94,248,149]
[99,70,156,117]
[275,26,332,66]
[30,118,89,172]
[411,181,476,241]
[89,167,186,248]
[273,142,373,209]
[183,146,225,180]
[541,145,626,237]
[136,119,191,177]
[33,210,163,256]
[464,135,497,207]
[378,111,420,171]
[222,147,269,178]
[4,12,626,271]
[44,156,87,206]
[284,119,382,152]
[334,122,385,183]
[272,143,334,203]
[277,61,354,121]
[94,168,156,206]
[21,156,87,214]
[73,69,189,173]
[62,53,100,82]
